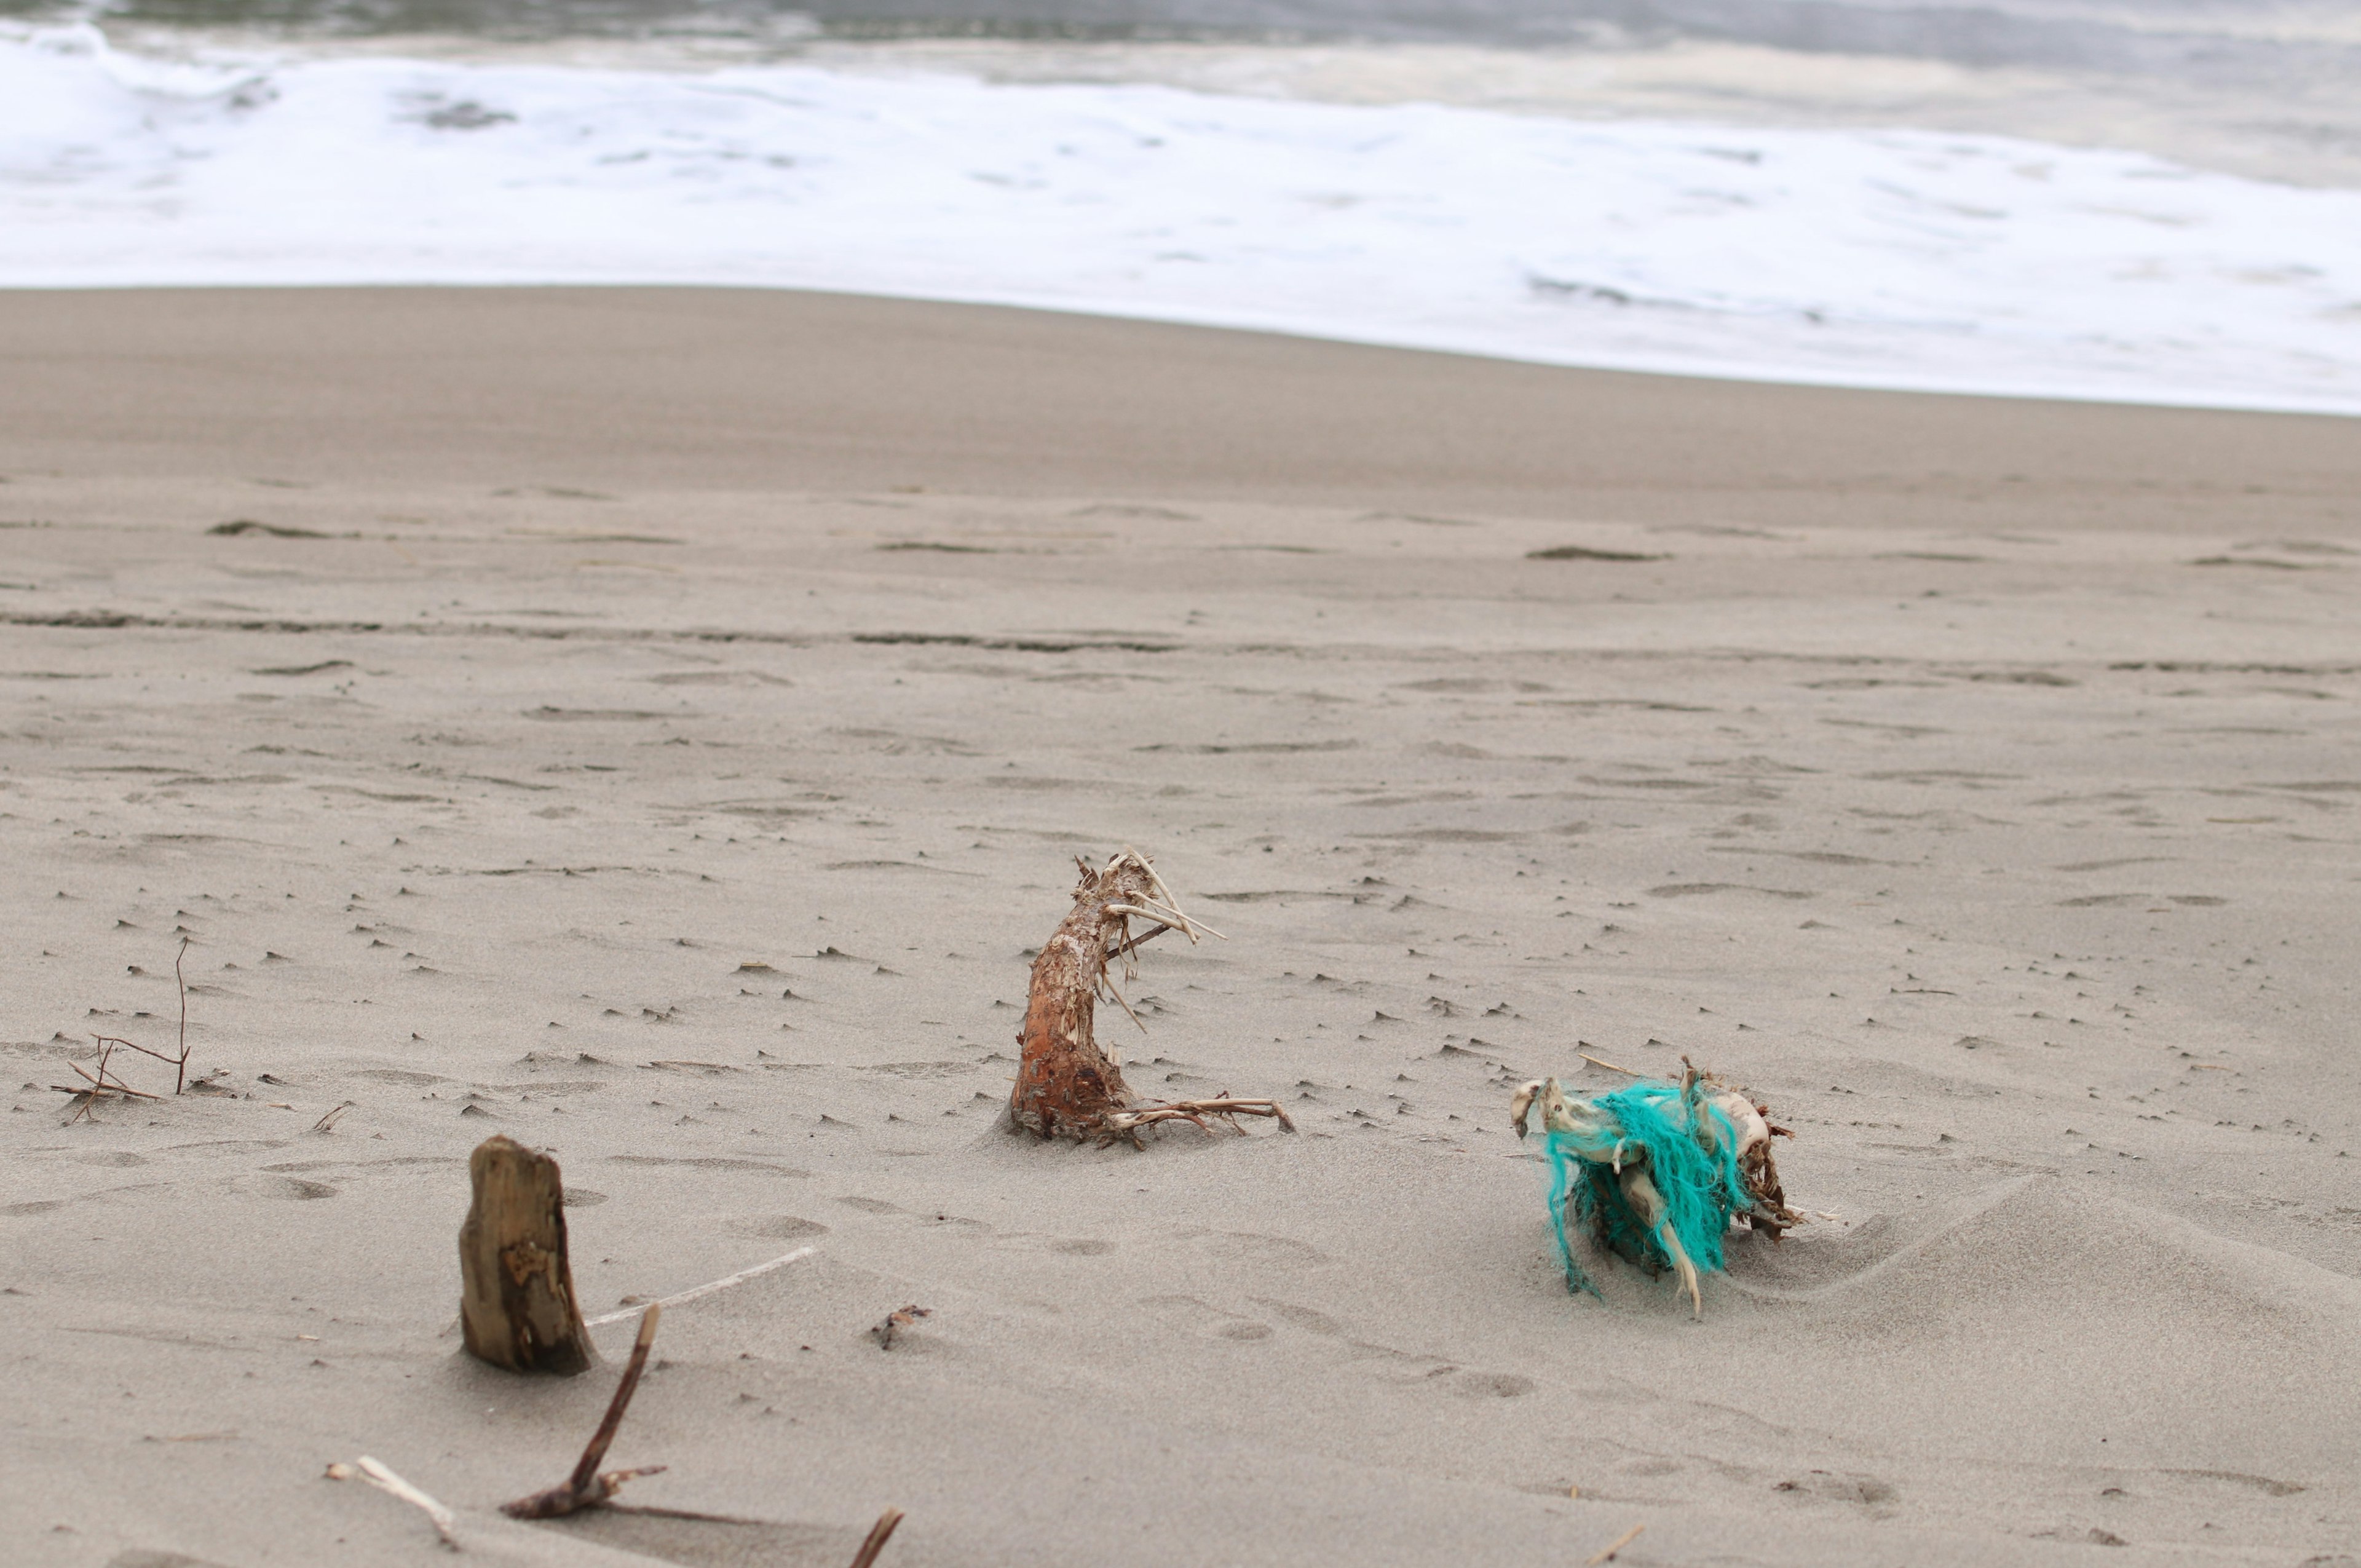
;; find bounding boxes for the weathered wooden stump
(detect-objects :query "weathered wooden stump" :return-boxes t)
[459,1134,595,1375]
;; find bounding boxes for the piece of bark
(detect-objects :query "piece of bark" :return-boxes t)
[459,1134,595,1375]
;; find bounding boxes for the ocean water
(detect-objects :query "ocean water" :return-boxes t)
[3,2,2358,410]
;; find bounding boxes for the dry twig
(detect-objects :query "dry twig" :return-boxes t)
[501,1304,667,1519]
[1584,1522,1646,1566]
[848,1508,904,1568]
[57,940,197,1120]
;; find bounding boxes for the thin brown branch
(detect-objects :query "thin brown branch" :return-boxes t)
[70,1060,160,1098]
[1584,1522,1645,1566]
[501,1304,664,1519]
[848,1508,904,1568]
[175,935,191,1093]
[1103,921,1173,964]
[93,1034,177,1064]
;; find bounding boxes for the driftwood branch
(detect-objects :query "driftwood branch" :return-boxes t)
[502,1301,906,1566]
[328,1455,461,1550]
[502,1304,664,1519]
[849,1509,904,1568]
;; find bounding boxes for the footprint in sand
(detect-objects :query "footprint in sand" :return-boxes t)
[727,1215,828,1239]
[990,1233,1114,1256]
[1141,1294,1275,1342]
[1176,1228,1327,1267]
[1771,1471,1900,1511]
[224,1173,337,1201]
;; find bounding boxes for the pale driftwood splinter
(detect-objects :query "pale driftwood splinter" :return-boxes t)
[502,1304,667,1519]
[459,1134,596,1376]
[1008,847,1292,1147]
[580,1243,818,1329]
[328,1455,461,1550]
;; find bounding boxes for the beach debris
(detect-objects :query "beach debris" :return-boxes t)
[850,1509,905,1567]
[53,937,197,1121]
[502,1302,901,1552]
[1007,848,1292,1146]
[580,1243,818,1329]
[459,1134,596,1375]
[1584,1522,1647,1566]
[312,1101,354,1133]
[502,1304,671,1519]
[872,1303,930,1350]
[1512,1057,1801,1317]
[327,1455,461,1550]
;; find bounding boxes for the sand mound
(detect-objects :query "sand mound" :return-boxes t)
[1726,1176,2361,1478]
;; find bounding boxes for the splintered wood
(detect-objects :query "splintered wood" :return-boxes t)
[1008,847,1292,1147]
[459,1134,596,1376]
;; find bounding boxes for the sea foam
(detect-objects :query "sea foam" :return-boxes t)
[4,23,2358,413]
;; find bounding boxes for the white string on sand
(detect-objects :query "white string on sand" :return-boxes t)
[583,1245,818,1328]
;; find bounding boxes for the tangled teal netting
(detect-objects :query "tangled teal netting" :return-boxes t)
[1535,1082,1754,1297]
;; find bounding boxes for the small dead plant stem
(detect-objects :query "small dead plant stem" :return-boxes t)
[54,937,195,1120]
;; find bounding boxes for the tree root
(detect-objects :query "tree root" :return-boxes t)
[1007,848,1287,1147]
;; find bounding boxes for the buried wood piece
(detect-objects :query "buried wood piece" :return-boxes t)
[1512,1060,1802,1317]
[1007,847,1291,1146]
[459,1134,596,1376]
[872,1304,930,1350]
[502,1305,666,1519]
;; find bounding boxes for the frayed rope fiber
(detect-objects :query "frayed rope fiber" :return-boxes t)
[1538,1082,1753,1296]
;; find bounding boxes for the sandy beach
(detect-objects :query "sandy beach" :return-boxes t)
[4,285,2358,1568]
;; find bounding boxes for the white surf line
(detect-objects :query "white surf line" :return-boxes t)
[583,1245,818,1328]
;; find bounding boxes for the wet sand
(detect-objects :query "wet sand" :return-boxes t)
[3,287,2357,1568]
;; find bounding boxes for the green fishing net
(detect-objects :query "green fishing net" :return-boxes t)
[1535,1082,1754,1297]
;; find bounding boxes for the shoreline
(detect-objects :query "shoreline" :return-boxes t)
[6,286,2357,534]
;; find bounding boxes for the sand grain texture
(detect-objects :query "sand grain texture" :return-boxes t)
[2,288,2357,1567]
